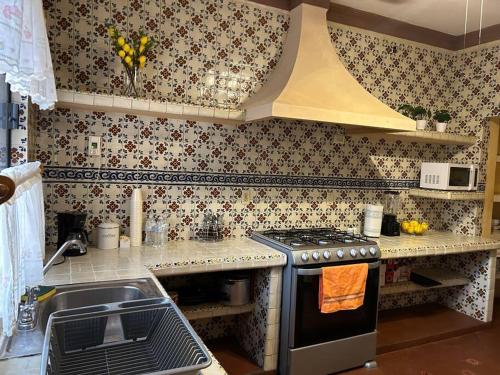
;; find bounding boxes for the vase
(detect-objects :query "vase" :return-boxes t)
[122,67,143,98]
[436,122,447,132]
[415,120,427,130]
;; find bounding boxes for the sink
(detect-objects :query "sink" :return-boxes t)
[0,278,164,360]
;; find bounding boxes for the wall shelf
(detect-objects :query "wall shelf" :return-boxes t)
[380,268,468,296]
[348,130,476,146]
[179,302,255,320]
[54,89,245,125]
[409,188,485,201]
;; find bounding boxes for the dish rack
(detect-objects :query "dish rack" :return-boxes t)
[40,298,211,375]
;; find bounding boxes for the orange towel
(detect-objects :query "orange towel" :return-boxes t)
[319,263,368,314]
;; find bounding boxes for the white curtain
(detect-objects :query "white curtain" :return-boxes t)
[0,0,56,110]
[0,161,44,336]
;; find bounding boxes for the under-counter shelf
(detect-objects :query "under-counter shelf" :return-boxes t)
[54,89,245,125]
[348,130,476,146]
[179,302,255,320]
[380,268,469,296]
[409,188,485,201]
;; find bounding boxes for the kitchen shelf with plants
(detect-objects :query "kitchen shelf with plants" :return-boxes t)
[409,189,485,201]
[347,130,477,146]
[54,89,245,125]
[380,268,469,296]
[179,302,255,320]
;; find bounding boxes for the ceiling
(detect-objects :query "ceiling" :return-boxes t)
[330,0,500,35]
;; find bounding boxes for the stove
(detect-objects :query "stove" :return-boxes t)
[253,227,379,266]
[251,227,380,375]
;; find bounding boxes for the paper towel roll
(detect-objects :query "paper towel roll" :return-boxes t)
[130,188,143,247]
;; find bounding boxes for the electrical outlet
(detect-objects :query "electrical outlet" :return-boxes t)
[88,136,101,156]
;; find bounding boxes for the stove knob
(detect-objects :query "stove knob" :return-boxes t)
[301,252,309,262]
[323,250,331,260]
[312,251,321,261]
[369,247,378,256]
[350,248,358,258]
[336,249,344,259]
[360,248,367,257]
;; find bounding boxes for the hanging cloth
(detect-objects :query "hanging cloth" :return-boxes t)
[0,0,57,109]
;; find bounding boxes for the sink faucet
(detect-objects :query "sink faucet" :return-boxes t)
[17,240,86,331]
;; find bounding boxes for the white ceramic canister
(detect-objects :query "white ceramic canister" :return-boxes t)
[97,222,120,249]
[363,204,384,238]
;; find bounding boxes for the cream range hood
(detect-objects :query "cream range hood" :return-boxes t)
[241,3,415,132]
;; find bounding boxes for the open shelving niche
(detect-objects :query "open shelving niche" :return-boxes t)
[55,89,478,148]
[380,268,469,296]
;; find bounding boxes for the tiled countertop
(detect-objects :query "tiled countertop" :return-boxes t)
[378,231,500,259]
[2,238,286,375]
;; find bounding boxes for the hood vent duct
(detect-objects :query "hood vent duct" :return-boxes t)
[241,3,415,132]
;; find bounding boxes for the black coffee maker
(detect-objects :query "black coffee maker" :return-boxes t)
[381,191,401,236]
[57,212,89,256]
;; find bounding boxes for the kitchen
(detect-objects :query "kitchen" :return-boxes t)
[0,0,499,374]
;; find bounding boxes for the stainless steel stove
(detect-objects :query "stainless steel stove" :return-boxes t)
[252,228,380,375]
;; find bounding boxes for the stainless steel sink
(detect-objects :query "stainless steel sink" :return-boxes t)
[0,278,164,360]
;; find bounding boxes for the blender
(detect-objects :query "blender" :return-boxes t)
[381,191,400,236]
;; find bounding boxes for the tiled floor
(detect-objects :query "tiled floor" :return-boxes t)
[346,300,500,375]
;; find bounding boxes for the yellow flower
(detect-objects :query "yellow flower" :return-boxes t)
[128,48,134,56]
[124,56,132,64]
[117,36,125,46]
[107,26,115,37]
[138,55,146,64]
[140,36,148,45]
[127,61,133,68]
[139,62,145,69]
[118,50,126,58]
[139,45,145,53]
[123,43,130,52]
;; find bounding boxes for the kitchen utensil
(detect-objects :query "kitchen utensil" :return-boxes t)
[381,191,400,236]
[363,204,383,237]
[222,274,250,306]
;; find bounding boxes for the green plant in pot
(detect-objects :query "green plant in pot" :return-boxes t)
[433,110,451,133]
[398,104,431,130]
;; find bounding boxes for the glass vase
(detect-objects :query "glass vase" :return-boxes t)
[122,66,143,98]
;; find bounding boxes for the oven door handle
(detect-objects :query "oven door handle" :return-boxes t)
[296,261,380,276]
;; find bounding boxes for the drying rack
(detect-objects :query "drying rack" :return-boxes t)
[0,165,43,205]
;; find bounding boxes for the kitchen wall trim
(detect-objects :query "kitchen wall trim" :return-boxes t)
[43,166,420,190]
[248,0,500,50]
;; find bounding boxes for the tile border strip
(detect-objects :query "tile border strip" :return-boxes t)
[44,166,420,190]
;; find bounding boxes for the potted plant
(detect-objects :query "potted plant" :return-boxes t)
[398,104,431,130]
[433,110,451,132]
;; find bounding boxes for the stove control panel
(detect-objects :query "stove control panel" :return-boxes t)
[292,245,380,265]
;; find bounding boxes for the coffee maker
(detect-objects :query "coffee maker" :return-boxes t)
[57,212,89,256]
[381,191,400,236]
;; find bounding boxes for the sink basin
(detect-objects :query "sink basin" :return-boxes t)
[0,278,164,360]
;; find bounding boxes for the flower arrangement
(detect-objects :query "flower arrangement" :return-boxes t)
[106,24,155,97]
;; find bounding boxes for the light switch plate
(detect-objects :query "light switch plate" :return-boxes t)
[88,136,101,156]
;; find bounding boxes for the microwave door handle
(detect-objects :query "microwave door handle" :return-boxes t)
[297,261,381,276]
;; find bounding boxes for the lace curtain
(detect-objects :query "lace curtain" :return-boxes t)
[0,0,56,110]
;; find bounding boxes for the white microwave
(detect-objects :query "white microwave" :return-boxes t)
[420,162,479,191]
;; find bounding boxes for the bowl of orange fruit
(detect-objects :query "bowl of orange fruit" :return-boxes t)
[400,220,429,235]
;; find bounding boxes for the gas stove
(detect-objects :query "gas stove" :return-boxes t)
[252,227,380,265]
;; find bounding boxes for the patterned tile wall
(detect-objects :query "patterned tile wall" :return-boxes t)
[37,0,500,249]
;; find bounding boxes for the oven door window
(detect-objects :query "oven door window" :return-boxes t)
[449,167,470,187]
[292,263,379,348]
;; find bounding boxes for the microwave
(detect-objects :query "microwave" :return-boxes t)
[420,162,478,191]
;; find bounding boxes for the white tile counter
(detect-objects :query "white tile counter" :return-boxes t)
[378,231,500,259]
[1,238,286,375]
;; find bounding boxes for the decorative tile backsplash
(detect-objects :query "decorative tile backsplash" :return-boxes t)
[37,0,500,248]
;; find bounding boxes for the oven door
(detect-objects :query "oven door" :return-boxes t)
[290,260,380,349]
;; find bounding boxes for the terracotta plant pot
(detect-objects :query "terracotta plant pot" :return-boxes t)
[416,120,427,130]
[435,122,447,132]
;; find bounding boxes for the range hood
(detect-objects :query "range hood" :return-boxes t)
[241,3,415,132]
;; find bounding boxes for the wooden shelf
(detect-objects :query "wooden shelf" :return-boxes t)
[179,302,255,320]
[54,89,245,125]
[348,130,476,146]
[496,155,500,163]
[380,268,468,296]
[494,194,500,203]
[409,188,485,201]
